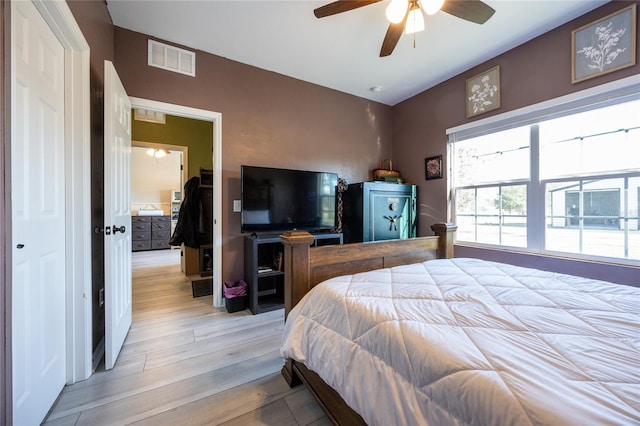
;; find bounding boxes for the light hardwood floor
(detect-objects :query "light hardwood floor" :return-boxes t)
[45,249,329,426]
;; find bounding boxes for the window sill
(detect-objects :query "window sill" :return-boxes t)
[455,242,640,269]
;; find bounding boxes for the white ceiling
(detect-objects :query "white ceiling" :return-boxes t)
[106,0,608,106]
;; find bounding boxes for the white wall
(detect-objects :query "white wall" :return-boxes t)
[131,147,181,215]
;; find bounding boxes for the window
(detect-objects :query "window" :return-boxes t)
[546,177,639,259]
[449,78,639,263]
[456,184,528,247]
[452,126,529,247]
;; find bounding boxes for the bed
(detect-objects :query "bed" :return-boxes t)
[278,223,639,425]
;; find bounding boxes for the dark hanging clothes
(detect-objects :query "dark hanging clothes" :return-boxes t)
[169,176,202,248]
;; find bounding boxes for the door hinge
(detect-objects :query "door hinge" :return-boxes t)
[99,288,105,307]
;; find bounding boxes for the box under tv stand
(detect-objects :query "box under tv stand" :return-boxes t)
[244,231,342,314]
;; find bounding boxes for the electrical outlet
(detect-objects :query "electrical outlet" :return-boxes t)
[233,200,241,212]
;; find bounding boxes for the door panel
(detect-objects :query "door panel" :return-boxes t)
[11,1,67,424]
[370,192,412,241]
[104,60,132,370]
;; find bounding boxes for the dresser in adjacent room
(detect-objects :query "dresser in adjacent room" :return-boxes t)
[131,215,172,251]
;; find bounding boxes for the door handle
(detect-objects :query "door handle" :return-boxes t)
[112,225,126,234]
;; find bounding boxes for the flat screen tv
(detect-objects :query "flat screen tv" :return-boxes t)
[241,165,338,234]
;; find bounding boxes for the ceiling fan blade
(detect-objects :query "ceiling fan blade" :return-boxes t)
[314,0,382,18]
[440,0,495,24]
[379,11,409,57]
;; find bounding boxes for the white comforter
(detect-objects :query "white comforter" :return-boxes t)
[280,258,640,425]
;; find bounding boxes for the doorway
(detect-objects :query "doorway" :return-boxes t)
[130,141,186,266]
[129,97,223,308]
[91,141,187,365]
[131,141,187,221]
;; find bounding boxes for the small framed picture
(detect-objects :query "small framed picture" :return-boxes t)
[425,155,443,180]
[466,65,500,118]
[572,4,636,83]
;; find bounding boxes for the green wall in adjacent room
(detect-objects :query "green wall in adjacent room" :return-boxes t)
[132,113,213,179]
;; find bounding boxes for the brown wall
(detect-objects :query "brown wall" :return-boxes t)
[66,0,115,354]
[392,1,640,285]
[113,27,393,283]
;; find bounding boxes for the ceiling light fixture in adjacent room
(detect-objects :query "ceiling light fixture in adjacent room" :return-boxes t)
[147,148,169,158]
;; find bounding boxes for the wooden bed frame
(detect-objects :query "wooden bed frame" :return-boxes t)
[279,223,457,425]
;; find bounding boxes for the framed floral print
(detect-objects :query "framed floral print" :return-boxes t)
[425,155,443,180]
[466,65,500,118]
[572,4,636,84]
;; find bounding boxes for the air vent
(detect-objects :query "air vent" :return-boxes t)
[148,40,195,77]
[134,108,166,124]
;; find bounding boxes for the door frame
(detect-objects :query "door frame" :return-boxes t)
[5,0,93,419]
[31,0,94,386]
[130,97,223,307]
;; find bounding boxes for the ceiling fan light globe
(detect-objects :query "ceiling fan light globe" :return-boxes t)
[385,0,408,24]
[421,0,444,15]
[405,8,425,34]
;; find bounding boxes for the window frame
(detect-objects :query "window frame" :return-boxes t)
[447,75,640,266]
[542,172,640,260]
[454,181,529,247]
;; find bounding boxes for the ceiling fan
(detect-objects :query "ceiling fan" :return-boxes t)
[313,0,496,57]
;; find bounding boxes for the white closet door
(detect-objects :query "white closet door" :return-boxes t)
[11,1,67,424]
